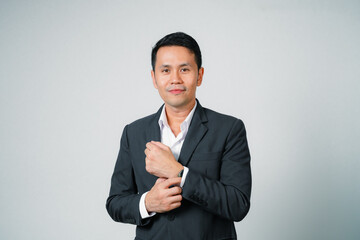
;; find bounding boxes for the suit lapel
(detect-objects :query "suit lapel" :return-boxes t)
[143,105,163,185]
[178,101,208,166]
[146,104,163,142]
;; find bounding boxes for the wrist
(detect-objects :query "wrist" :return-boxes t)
[144,192,152,213]
[172,164,184,178]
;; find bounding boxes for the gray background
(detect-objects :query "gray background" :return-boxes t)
[1,0,359,239]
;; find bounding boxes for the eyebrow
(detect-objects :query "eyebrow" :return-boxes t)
[159,63,192,68]
[179,63,191,67]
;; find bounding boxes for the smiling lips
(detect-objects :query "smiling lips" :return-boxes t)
[169,89,184,94]
[167,86,186,95]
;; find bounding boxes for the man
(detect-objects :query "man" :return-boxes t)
[106,32,251,240]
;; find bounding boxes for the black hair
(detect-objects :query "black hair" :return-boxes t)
[151,32,202,71]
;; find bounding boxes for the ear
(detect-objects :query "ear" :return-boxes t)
[151,70,158,89]
[196,67,204,86]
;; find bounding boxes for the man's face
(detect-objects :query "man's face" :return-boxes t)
[151,46,204,110]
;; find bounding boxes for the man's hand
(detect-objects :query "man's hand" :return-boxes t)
[145,141,183,178]
[145,177,183,213]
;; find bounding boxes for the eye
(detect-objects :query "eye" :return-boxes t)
[180,68,189,72]
[161,69,170,73]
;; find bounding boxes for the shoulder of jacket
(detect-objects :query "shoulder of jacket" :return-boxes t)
[126,112,157,129]
[202,107,242,124]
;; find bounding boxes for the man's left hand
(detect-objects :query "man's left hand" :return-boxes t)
[145,141,183,178]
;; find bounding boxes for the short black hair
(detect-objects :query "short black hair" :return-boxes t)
[151,32,202,71]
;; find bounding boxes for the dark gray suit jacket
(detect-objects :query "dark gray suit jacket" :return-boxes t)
[106,100,251,240]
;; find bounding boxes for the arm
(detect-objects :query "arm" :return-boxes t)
[106,125,151,226]
[182,119,251,222]
[144,141,184,213]
[106,126,183,225]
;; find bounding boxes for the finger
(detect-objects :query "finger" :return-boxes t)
[162,195,182,212]
[168,199,182,209]
[155,177,167,184]
[168,194,182,203]
[167,186,182,196]
[144,148,150,156]
[145,157,151,173]
[164,195,182,208]
[161,177,182,188]
[151,141,168,150]
[145,148,153,158]
[148,142,162,153]
[145,142,153,151]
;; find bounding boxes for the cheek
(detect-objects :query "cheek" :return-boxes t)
[154,78,167,90]
[157,83,168,92]
[187,80,198,92]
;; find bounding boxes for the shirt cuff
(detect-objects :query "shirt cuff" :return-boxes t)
[139,192,156,219]
[180,166,189,188]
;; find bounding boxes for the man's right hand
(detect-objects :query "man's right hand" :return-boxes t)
[145,177,182,213]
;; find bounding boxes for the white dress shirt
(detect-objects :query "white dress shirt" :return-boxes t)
[139,102,197,219]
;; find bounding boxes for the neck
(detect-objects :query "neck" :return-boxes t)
[164,100,196,136]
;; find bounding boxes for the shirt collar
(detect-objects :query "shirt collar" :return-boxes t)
[158,101,197,131]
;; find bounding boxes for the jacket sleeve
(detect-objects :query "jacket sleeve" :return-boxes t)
[182,119,252,222]
[106,125,152,226]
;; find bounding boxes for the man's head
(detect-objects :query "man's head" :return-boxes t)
[151,32,204,111]
[151,32,202,72]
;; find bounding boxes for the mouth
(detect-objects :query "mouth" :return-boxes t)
[169,89,185,94]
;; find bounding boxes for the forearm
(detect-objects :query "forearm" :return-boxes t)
[106,192,153,226]
[106,125,152,226]
[182,169,251,222]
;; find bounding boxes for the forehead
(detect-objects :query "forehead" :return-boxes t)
[156,46,195,65]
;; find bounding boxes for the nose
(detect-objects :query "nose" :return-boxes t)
[170,71,182,84]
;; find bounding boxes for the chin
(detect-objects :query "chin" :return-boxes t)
[167,100,185,108]
[166,98,193,109]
